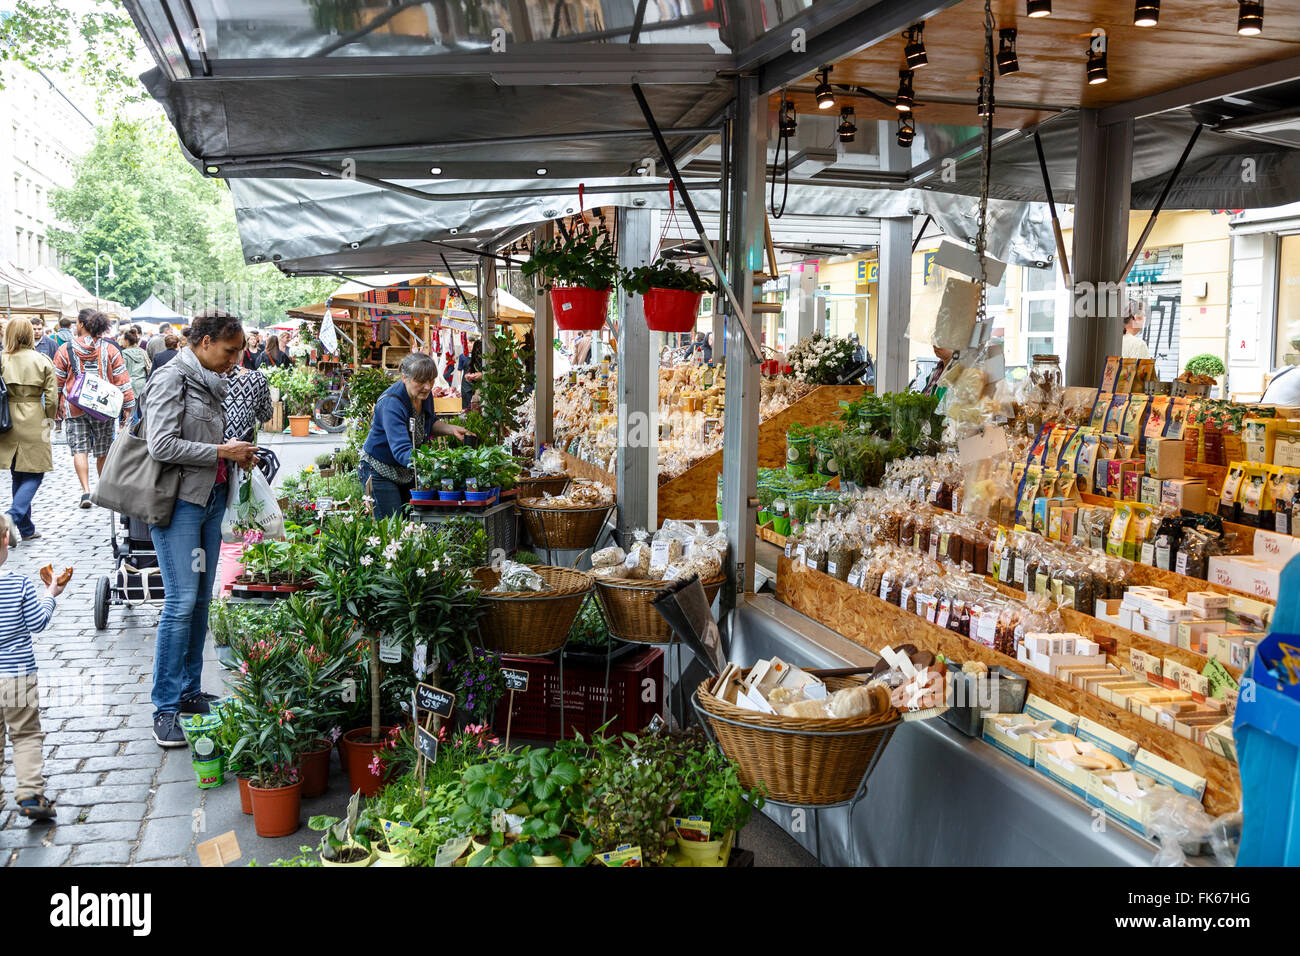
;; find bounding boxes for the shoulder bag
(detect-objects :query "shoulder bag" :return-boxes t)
[66,341,124,423]
[0,357,12,434]
[91,376,185,527]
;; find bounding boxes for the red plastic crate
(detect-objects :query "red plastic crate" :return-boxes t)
[494,647,664,741]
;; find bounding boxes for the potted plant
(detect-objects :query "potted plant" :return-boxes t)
[315,452,336,477]
[217,700,255,814]
[446,648,507,730]
[229,689,306,838]
[624,259,717,333]
[310,792,376,867]
[671,741,765,866]
[279,366,326,437]
[286,633,359,799]
[410,445,443,502]
[582,732,688,866]
[475,326,531,444]
[520,225,622,331]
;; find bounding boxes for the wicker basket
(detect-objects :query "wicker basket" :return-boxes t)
[594,575,726,644]
[518,501,612,551]
[695,671,900,806]
[471,566,594,657]
[516,475,572,499]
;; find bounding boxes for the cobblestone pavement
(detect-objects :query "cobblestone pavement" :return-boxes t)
[0,435,348,867]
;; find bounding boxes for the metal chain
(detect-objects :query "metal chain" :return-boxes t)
[975,0,994,331]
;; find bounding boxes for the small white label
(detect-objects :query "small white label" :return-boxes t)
[379,633,402,664]
[784,541,794,558]
[847,569,864,589]
[1175,552,1189,576]
[795,544,807,564]
[561,301,573,311]
[316,496,333,513]
[1140,542,1156,566]
[826,561,838,578]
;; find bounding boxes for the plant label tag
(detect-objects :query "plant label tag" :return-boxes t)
[671,816,712,842]
[379,634,402,664]
[434,835,471,867]
[415,724,439,762]
[561,301,573,311]
[501,667,529,692]
[316,496,334,514]
[491,809,508,832]
[196,831,241,868]
[598,845,643,867]
[414,682,455,719]
[644,714,665,734]
[412,643,428,679]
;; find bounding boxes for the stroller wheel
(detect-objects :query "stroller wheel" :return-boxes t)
[94,575,111,631]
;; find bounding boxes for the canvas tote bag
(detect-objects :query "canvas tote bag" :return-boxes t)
[91,377,184,527]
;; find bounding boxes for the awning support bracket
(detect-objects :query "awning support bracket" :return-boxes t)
[631,83,762,362]
[1118,123,1203,285]
[1033,131,1071,289]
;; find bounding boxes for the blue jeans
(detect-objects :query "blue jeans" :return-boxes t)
[359,462,409,520]
[149,485,224,717]
[7,471,44,538]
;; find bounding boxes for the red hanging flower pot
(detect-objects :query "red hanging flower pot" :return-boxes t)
[550,287,610,331]
[643,287,704,333]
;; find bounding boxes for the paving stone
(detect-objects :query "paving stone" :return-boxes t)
[70,842,133,865]
[82,755,160,774]
[41,731,103,746]
[50,821,142,846]
[60,716,125,732]
[83,802,148,824]
[55,785,152,806]
[51,743,118,760]
[43,772,101,791]
[135,815,198,862]
[0,823,57,849]
[99,768,157,787]
[9,844,72,866]
[121,739,165,757]
[158,750,195,784]
[149,781,202,818]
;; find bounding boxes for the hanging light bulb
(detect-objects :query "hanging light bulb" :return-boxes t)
[1087,29,1108,85]
[779,98,798,135]
[997,28,1019,75]
[903,23,928,69]
[814,66,835,109]
[837,106,857,143]
[895,70,915,111]
[977,77,994,118]
[1238,0,1263,35]
[1133,0,1159,26]
[1027,0,1051,17]
[897,112,915,147]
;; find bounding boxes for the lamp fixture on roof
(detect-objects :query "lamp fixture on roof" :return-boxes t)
[1027,0,1051,17]
[895,70,915,111]
[814,66,835,109]
[1134,0,1159,26]
[1087,29,1108,84]
[837,106,857,142]
[997,28,1019,75]
[903,23,928,69]
[779,97,798,135]
[1238,0,1263,35]
[896,112,915,147]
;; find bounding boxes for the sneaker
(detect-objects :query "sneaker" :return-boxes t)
[179,692,219,715]
[152,712,188,748]
[16,795,55,821]
[79,493,92,510]
[6,522,17,547]
[21,532,41,542]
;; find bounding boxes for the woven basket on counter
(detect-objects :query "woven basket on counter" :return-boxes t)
[515,475,572,500]
[471,566,594,656]
[694,670,900,806]
[518,500,613,551]
[594,574,726,644]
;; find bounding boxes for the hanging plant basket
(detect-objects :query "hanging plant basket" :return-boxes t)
[643,287,704,333]
[550,287,610,331]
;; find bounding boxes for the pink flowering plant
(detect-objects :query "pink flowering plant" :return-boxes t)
[228,688,312,789]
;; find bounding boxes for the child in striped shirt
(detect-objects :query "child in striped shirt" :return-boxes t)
[0,515,66,821]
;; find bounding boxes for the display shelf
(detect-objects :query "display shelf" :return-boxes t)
[774,555,1242,816]
[657,385,867,521]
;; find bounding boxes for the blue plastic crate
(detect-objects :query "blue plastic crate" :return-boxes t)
[1234,633,1300,866]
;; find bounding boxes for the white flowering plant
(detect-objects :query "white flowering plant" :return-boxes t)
[784,332,857,385]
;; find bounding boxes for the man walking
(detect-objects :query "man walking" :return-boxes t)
[147,322,174,362]
[30,319,56,360]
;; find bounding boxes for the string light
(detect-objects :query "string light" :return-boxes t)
[997,28,1019,75]
[837,106,857,142]
[1133,0,1159,26]
[895,70,915,111]
[903,23,928,69]
[1238,1,1263,35]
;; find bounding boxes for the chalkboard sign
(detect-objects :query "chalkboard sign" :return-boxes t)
[416,725,439,763]
[501,667,529,692]
[414,682,455,719]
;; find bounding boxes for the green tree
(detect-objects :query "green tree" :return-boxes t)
[0,1,143,106]
[62,183,169,306]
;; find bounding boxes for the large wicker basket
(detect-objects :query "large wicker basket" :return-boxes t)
[518,501,612,551]
[695,670,900,806]
[472,566,594,656]
[515,475,572,499]
[594,575,726,644]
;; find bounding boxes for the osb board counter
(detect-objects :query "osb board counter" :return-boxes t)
[558,450,616,488]
[658,385,868,521]
[774,555,1241,816]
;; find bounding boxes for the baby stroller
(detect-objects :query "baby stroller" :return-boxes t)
[94,449,280,630]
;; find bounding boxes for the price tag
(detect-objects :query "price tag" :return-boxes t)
[784,541,795,558]
[651,539,673,566]
[379,633,402,664]
[414,682,455,719]
[1175,552,1189,576]
[936,598,951,629]
[1140,542,1156,566]
[925,598,938,624]
[846,568,864,589]
[826,561,838,578]
[415,724,439,762]
[501,667,529,692]
[900,586,914,611]
[1014,557,1026,586]
[795,544,807,565]
[316,496,334,513]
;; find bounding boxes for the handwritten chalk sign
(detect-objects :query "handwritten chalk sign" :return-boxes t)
[501,667,529,692]
[415,724,439,763]
[414,682,455,719]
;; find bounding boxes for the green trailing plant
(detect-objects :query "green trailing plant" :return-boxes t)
[622,259,716,296]
[520,225,622,292]
[278,365,328,417]
[1185,353,1226,378]
[674,736,766,835]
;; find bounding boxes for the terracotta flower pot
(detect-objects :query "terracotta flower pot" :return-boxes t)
[288,415,312,437]
[298,738,333,799]
[237,775,253,815]
[248,780,302,838]
[339,726,396,798]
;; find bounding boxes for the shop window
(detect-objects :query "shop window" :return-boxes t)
[1018,266,1067,367]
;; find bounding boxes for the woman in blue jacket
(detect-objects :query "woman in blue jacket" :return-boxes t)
[361,353,468,518]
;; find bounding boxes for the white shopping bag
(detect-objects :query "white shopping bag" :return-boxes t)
[221,465,286,543]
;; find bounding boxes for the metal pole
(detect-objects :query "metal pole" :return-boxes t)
[631,84,762,360]
[1033,132,1072,289]
[615,207,654,536]
[534,222,555,451]
[1118,124,1204,285]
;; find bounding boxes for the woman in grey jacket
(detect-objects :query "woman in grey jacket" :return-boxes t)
[144,310,258,748]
